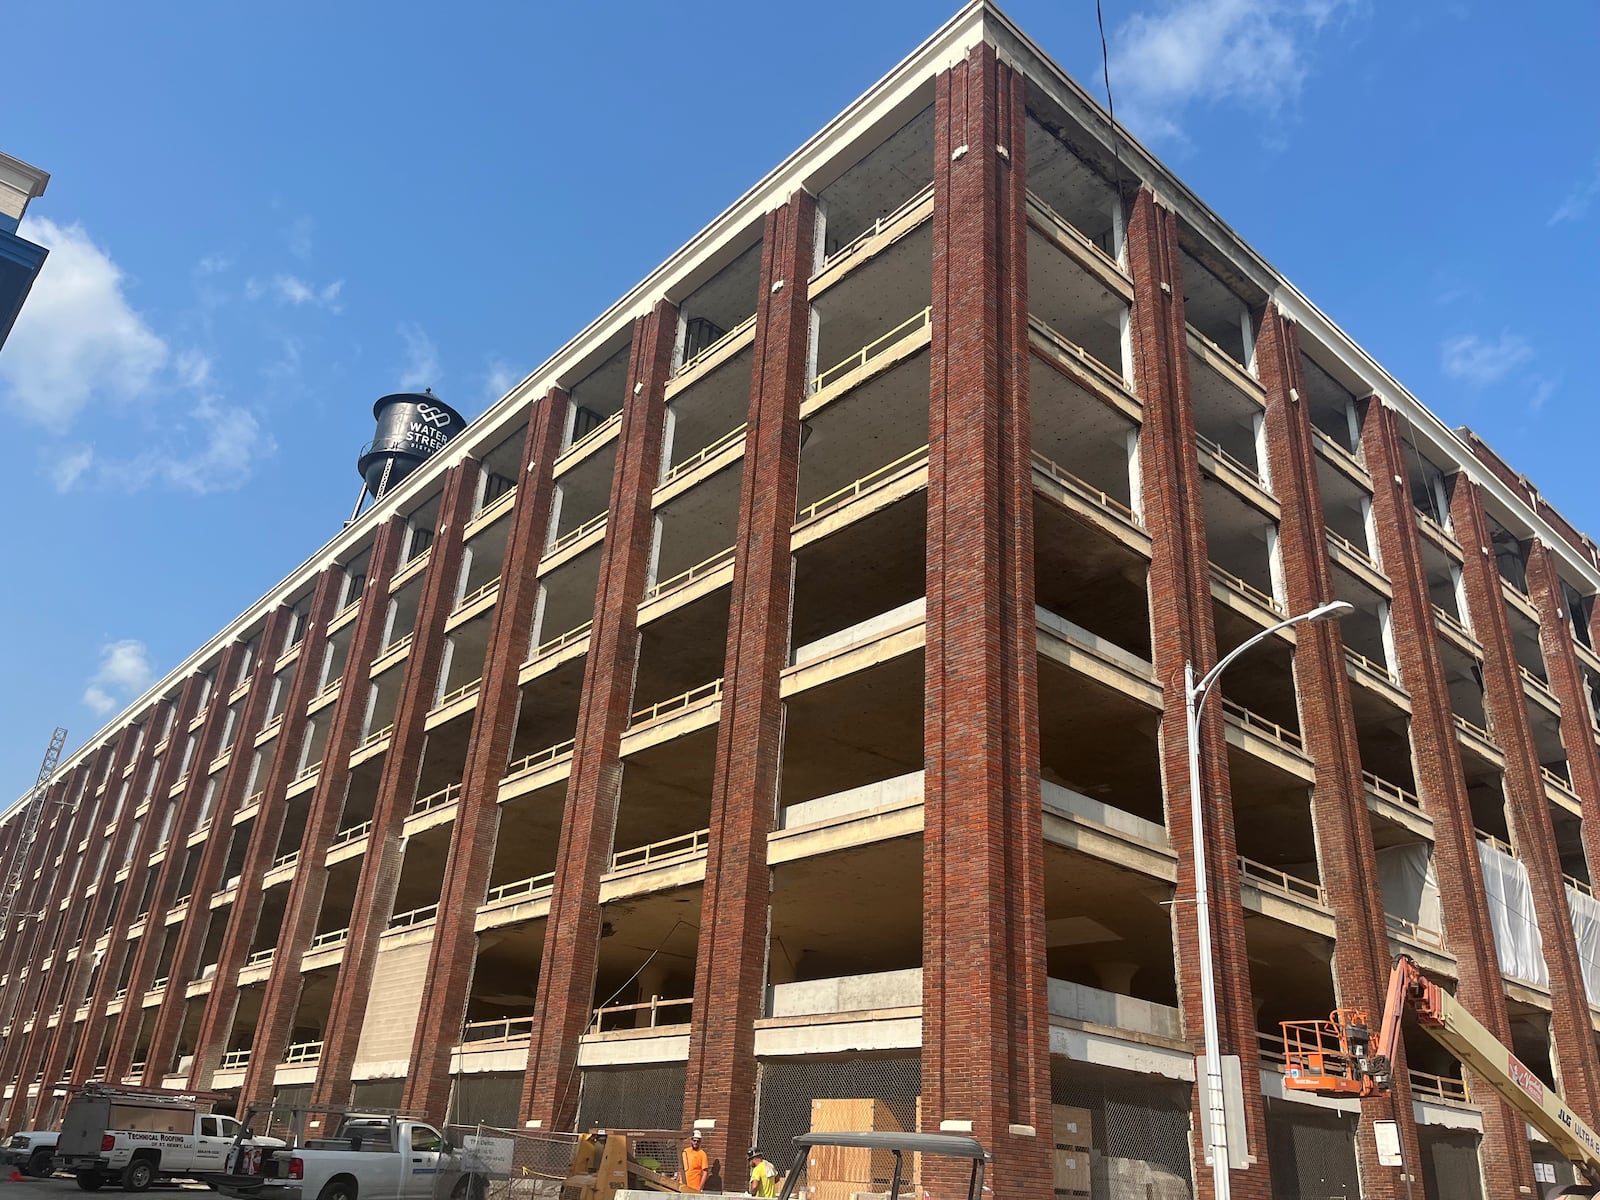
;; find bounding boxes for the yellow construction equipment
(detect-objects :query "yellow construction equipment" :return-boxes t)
[1281,954,1600,1197]
[563,1130,687,1199]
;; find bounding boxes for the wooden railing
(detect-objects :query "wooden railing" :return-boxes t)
[356,723,394,751]
[796,444,929,525]
[1028,315,1131,396]
[1030,450,1140,524]
[1309,424,1364,468]
[1326,527,1376,568]
[1345,647,1400,687]
[291,759,322,786]
[485,871,556,905]
[675,313,756,378]
[1542,765,1577,797]
[809,307,931,394]
[284,1040,323,1064]
[433,678,482,711]
[271,849,300,871]
[820,184,933,272]
[1385,913,1445,948]
[309,926,349,951]
[454,576,501,614]
[1196,431,1264,486]
[1221,697,1304,751]
[561,410,623,461]
[611,827,711,872]
[547,510,608,557]
[1521,665,1556,700]
[1408,1068,1470,1104]
[220,1049,252,1070]
[462,1016,535,1045]
[1237,856,1325,905]
[245,948,276,968]
[1453,713,1496,746]
[590,995,693,1033]
[631,679,723,726]
[645,547,736,602]
[1432,605,1473,641]
[1417,510,1458,546]
[504,738,576,779]
[1477,829,1516,859]
[473,484,517,527]
[387,903,439,931]
[331,820,372,848]
[1362,771,1422,812]
[412,782,462,816]
[1209,564,1284,615]
[662,423,747,486]
[1567,874,1595,899]
[532,620,592,661]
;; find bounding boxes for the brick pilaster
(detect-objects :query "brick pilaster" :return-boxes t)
[141,608,292,1085]
[680,189,815,1167]
[67,684,200,1088]
[102,643,247,1081]
[918,45,1052,1198]
[520,301,677,1132]
[2,734,138,1130]
[401,389,567,1121]
[1360,400,1534,1197]
[1254,307,1421,1194]
[1523,540,1600,891]
[0,770,82,1037]
[1450,478,1600,1123]
[237,521,406,1108]
[310,462,478,1109]
[188,568,343,1087]
[1126,186,1270,1198]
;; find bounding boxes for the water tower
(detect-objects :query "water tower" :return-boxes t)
[349,388,465,521]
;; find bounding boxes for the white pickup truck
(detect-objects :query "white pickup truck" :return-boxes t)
[1,1129,59,1177]
[218,1114,481,1200]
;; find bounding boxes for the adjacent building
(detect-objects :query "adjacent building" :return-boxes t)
[5,6,1600,1197]
[0,150,49,353]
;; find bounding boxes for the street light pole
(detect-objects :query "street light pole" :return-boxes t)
[1184,598,1354,1200]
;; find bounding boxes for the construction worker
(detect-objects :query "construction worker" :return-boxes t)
[747,1148,778,1197]
[681,1133,709,1192]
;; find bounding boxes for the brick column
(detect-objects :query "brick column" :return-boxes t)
[1126,186,1271,1197]
[141,608,292,1085]
[189,568,342,1087]
[2,734,138,1130]
[917,45,1052,1197]
[520,301,677,1131]
[1360,400,1535,1196]
[237,521,406,1108]
[401,388,568,1120]
[1524,540,1600,888]
[0,770,82,1037]
[102,644,248,1081]
[1450,479,1600,1122]
[67,684,200,1088]
[311,463,478,1109]
[680,190,815,1166]
[0,764,92,1113]
[1254,307,1421,1194]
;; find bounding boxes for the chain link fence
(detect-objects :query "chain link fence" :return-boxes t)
[755,1054,922,1167]
[1051,1060,1193,1200]
[1264,1097,1359,1200]
[575,1064,685,1134]
[1416,1126,1483,1200]
[450,1072,523,1129]
[440,1124,572,1200]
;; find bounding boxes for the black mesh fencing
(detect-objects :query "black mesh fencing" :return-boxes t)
[1264,1097,1360,1200]
[449,1072,522,1129]
[1051,1060,1194,1200]
[1417,1125,1484,1200]
[352,1078,406,1111]
[755,1054,922,1168]
[575,1064,685,1133]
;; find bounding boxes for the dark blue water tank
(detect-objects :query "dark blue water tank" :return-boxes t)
[357,389,465,500]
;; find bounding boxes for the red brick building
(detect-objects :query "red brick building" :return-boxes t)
[5,6,1600,1197]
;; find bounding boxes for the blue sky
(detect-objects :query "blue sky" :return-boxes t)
[1,0,1597,793]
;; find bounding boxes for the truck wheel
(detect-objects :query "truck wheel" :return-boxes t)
[75,1172,105,1191]
[317,1177,359,1200]
[25,1150,53,1178]
[121,1159,155,1192]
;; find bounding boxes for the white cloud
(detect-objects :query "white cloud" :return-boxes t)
[1440,332,1535,386]
[1110,0,1356,142]
[195,253,232,276]
[397,322,440,390]
[0,217,169,430]
[269,274,344,310]
[83,639,155,716]
[1529,376,1559,414]
[50,446,94,492]
[96,396,275,495]
[1549,157,1600,226]
[484,357,518,402]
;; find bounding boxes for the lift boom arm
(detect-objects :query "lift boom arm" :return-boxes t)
[1284,955,1600,1183]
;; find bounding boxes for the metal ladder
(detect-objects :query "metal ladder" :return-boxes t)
[0,726,69,945]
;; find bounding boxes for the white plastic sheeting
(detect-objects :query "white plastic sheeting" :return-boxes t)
[1375,844,1441,934]
[1565,883,1600,1006]
[1477,840,1549,987]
